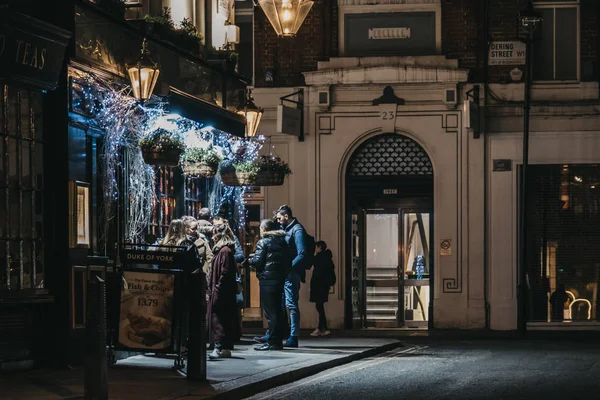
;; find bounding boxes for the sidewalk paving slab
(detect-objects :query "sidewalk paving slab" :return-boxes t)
[0,336,402,400]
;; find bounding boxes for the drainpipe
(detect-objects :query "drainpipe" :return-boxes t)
[482,0,491,330]
[518,25,537,336]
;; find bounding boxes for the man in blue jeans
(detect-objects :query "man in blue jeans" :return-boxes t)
[275,205,309,348]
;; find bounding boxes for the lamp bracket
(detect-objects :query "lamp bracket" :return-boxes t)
[280,89,304,107]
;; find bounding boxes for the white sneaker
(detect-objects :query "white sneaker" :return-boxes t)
[208,348,232,359]
[310,329,321,337]
[320,330,331,337]
[208,348,221,359]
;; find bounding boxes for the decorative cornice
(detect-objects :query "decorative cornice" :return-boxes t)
[303,65,469,86]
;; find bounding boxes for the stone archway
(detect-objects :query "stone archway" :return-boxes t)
[343,132,434,329]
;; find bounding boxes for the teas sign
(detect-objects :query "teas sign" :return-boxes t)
[0,12,71,91]
[118,271,175,351]
[488,41,526,66]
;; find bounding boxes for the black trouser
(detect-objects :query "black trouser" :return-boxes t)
[316,302,327,331]
[261,285,285,345]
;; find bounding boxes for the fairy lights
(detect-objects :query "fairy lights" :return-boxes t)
[73,72,264,242]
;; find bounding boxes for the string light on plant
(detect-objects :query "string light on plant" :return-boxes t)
[72,72,266,243]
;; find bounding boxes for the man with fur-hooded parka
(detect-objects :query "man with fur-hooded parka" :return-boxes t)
[248,222,291,350]
[250,229,291,288]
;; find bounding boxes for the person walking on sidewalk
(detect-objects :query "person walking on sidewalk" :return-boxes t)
[248,219,291,351]
[275,205,312,348]
[207,224,239,359]
[310,241,336,337]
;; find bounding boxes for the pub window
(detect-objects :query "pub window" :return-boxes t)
[149,166,206,240]
[0,85,45,293]
[151,166,178,239]
[532,1,579,81]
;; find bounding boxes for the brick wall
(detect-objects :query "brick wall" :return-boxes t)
[253,0,597,87]
[445,0,598,83]
[254,0,338,87]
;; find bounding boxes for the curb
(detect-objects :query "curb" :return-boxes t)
[205,341,404,400]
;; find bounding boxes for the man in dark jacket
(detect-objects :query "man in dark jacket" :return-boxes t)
[248,219,291,350]
[275,205,309,348]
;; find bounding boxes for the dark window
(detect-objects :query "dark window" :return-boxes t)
[0,85,44,293]
[532,4,578,81]
[237,18,254,82]
[527,164,600,323]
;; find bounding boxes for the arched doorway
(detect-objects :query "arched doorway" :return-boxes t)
[344,133,434,329]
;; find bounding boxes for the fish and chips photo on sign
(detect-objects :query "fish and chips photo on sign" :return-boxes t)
[118,271,175,350]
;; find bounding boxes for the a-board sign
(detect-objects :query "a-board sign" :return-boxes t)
[118,270,176,351]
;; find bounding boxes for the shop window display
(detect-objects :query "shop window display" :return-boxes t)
[527,164,600,322]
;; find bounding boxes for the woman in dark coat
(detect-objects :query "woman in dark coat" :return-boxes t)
[248,219,291,351]
[310,241,336,337]
[207,223,239,359]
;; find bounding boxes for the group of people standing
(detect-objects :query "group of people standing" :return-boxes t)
[159,204,336,359]
[247,205,336,352]
[159,209,244,359]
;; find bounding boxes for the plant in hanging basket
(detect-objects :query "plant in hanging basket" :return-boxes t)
[140,128,185,166]
[219,155,292,186]
[219,160,259,186]
[181,146,222,177]
[253,155,292,186]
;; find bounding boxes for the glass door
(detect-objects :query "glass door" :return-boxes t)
[365,211,400,328]
[401,211,431,328]
[350,209,365,329]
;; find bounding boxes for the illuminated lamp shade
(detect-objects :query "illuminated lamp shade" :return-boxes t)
[237,89,263,138]
[258,0,314,37]
[127,38,160,101]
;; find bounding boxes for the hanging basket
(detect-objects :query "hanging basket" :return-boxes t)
[253,170,286,186]
[182,162,218,178]
[141,149,183,167]
[220,171,256,186]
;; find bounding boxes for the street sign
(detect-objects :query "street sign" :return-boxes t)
[277,105,302,136]
[488,41,526,66]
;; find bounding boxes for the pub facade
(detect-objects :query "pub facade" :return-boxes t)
[1,0,249,370]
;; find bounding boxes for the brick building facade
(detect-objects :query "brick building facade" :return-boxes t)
[253,0,598,86]
[244,0,600,332]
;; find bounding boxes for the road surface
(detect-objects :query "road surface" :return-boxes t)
[245,339,600,400]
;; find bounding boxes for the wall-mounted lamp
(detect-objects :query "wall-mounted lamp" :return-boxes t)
[237,89,264,138]
[519,0,543,31]
[127,38,160,101]
[258,0,314,37]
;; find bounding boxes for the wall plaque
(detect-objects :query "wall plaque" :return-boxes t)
[493,159,512,172]
[345,12,436,56]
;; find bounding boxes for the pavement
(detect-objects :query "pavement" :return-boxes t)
[0,335,402,400]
